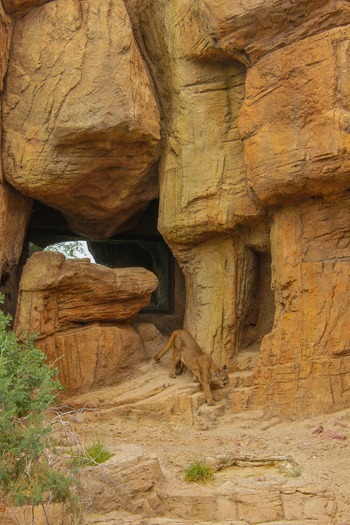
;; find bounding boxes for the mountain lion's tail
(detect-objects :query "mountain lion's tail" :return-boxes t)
[154,331,177,361]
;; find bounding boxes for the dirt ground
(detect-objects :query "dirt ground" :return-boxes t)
[56,355,350,525]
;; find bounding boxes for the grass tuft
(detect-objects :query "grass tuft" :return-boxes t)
[70,441,112,469]
[184,461,214,483]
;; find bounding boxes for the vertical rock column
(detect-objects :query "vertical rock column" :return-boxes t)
[239,26,350,417]
[254,197,350,417]
[0,3,32,316]
[126,0,263,362]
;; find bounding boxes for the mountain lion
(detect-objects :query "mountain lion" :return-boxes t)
[154,329,229,405]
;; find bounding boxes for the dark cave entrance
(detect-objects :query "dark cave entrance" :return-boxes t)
[23,199,185,334]
[239,249,275,351]
[232,226,276,357]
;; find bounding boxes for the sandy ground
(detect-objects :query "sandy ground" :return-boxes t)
[59,358,350,524]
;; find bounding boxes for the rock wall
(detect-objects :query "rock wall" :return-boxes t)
[0,0,349,418]
[255,195,350,418]
[125,0,350,417]
[14,251,158,394]
[2,0,160,238]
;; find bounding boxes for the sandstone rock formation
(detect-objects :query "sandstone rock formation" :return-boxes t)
[0,182,31,284]
[197,0,350,65]
[238,25,350,204]
[78,445,165,516]
[0,0,349,420]
[124,0,350,418]
[0,1,12,90]
[15,251,159,336]
[38,323,147,395]
[2,0,160,238]
[254,195,350,418]
[14,251,158,393]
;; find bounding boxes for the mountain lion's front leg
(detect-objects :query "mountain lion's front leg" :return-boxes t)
[200,377,215,405]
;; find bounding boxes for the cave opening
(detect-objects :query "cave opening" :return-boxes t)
[235,244,275,354]
[21,199,185,334]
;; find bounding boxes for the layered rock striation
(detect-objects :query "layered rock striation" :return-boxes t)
[15,251,158,394]
[2,0,160,238]
[0,0,349,418]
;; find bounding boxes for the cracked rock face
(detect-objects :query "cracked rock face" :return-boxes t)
[1,0,350,418]
[2,0,160,238]
[14,251,159,394]
[14,251,159,337]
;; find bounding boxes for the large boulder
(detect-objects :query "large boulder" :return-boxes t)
[38,323,147,395]
[15,251,158,337]
[14,251,158,394]
[2,0,160,238]
[238,26,350,205]
[78,445,165,516]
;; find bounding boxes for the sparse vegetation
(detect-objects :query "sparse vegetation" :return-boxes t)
[277,460,302,478]
[184,461,214,483]
[69,440,112,469]
[0,294,76,513]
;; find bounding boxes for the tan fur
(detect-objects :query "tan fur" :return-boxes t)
[154,329,229,406]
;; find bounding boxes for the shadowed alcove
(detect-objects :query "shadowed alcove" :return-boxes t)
[25,199,185,335]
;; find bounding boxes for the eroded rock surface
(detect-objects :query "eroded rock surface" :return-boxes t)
[39,323,146,395]
[0,1,12,90]
[2,0,51,15]
[14,251,158,393]
[0,182,31,279]
[15,251,158,337]
[0,0,349,421]
[198,0,350,65]
[253,195,350,418]
[239,26,350,204]
[126,0,263,246]
[2,0,160,238]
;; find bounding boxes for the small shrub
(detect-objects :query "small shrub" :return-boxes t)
[0,293,76,510]
[70,440,112,469]
[184,461,214,483]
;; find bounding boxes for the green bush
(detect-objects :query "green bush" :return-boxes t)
[0,294,75,508]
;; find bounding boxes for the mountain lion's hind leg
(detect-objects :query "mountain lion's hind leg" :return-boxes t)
[168,348,182,379]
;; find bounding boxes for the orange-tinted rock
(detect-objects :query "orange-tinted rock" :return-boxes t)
[239,26,350,205]
[2,0,50,15]
[126,0,263,245]
[0,182,31,278]
[198,0,350,65]
[14,251,158,337]
[38,323,146,395]
[2,0,160,238]
[0,182,32,316]
[253,195,350,418]
[0,2,12,91]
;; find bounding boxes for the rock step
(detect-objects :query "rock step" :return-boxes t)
[84,513,246,524]
[228,386,255,412]
[84,516,332,525]
[230,369,255,388]
[233,348,260,372]
[159,479,336,524]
